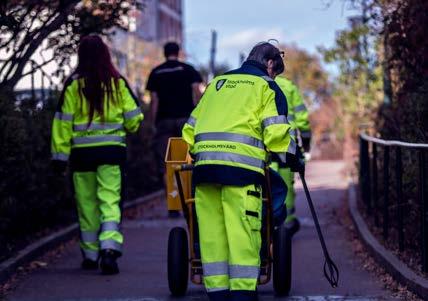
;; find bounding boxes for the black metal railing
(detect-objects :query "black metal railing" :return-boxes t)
[359,132,428,272]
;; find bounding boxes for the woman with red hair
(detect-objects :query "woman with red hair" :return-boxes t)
[51,35,143,275]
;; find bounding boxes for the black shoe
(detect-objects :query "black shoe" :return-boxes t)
[100,249,119,275]
[284,218,301,236]
[168,210,180,218]
[81,259,98,270]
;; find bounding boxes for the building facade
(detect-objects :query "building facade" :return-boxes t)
[109,0,184,99]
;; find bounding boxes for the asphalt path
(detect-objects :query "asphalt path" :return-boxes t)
[7,161,397,301]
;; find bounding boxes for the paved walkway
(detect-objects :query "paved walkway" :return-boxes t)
[7,161,396,301]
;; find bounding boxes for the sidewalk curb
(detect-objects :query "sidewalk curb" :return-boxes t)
[0,189,164,284]
[348,183,428,299]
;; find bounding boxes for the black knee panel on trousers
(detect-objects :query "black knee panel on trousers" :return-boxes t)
[208,290,230,301]
[230,290,258,301]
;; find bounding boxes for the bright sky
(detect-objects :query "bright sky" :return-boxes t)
[184,0,357,69]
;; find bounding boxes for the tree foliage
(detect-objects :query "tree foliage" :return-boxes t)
[319,18,383,125]
[378,0,428,142]
[0,0,140,91]
[321,0,428,142]
[281,44,330,107]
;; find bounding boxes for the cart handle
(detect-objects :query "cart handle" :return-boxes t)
[174,164,194,171]
[173,164,194,227]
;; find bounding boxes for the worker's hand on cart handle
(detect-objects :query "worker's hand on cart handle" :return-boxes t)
[174,164,194,171]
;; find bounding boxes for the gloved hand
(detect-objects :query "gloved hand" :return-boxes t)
[282,152,305,174]
[52,160,67,176]
[302,137,311,153]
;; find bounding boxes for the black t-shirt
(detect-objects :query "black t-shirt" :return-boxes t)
[146,60,203,121]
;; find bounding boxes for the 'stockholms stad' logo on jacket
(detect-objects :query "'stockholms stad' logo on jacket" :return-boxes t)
[216,79,227,91]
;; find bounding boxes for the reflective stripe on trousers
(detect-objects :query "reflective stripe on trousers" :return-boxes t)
[100,239,122,252]
[203,261,228,277]
[82,249,99,261]
[229,265,260,279]
[203,262,259,279]
[80,231,98,243]
[206,287,229,293]
[101,221,120,232]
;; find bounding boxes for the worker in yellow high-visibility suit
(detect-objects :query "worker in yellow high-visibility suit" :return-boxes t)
[273,76,311,235]
[182,42,303,301]
[51,35,143,275]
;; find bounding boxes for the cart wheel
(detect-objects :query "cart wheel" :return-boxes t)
[168,227,189,296]
[273,224,292,296]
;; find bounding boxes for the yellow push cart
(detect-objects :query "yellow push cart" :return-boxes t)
[165,137,293,297]
[164,137,192,212]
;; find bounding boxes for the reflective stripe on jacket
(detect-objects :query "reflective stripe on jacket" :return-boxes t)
[182,60,295,186]
[51,75,144,164]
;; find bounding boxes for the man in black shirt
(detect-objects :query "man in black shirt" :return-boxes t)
[146,42,203,196]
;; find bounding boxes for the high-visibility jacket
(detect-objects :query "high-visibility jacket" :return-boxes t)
[182,60,296,186]
[275,76,311,141]
[51,74,143,167]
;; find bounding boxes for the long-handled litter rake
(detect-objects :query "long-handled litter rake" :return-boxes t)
[298,170,340,288]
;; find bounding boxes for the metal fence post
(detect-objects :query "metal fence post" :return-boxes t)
[359,136,365,198]
[360,137,371,213]
[383,146,390,239]
[396,147,404,251]
[420,150,428,272]
[372,143,379,226]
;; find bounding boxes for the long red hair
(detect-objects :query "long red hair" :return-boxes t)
[75,35,121,124]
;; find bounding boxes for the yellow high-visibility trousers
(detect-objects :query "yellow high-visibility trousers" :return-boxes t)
[195,183,262,300]
[73,165,123,261]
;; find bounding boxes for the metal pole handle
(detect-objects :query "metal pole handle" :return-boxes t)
[299,170,339,288]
